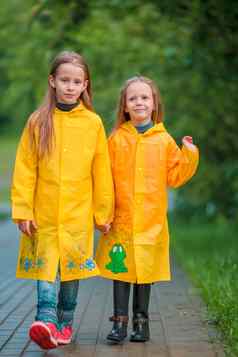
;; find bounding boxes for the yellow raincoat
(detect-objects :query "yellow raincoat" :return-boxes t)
[96,121,199,284]
[12,104,113,282]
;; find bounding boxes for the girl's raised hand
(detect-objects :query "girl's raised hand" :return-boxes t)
[182,136,196,150]
[18,220,37,237]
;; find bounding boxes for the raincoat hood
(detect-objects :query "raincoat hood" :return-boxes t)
[120,121,166,135]
[54,102,90,115]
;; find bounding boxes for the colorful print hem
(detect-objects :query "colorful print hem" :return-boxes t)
[66,257,96,272]
[19,257,45,272]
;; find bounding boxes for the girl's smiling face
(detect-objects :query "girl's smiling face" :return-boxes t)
[125,81,154,126]
[49,63,88,104]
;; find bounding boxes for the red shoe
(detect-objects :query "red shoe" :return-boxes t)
[29,321,58,349]
[57,325,73,345]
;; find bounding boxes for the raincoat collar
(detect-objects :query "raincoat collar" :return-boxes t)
[54,102,88,114]
[120,121,166,136]
[56,102,78,112]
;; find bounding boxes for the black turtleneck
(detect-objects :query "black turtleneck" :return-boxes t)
[56,102,79,112]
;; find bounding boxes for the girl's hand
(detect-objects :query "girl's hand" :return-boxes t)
[18,220,37,237]
[95,223,111,235]
[182,136,196,150]
[182,136,193,145]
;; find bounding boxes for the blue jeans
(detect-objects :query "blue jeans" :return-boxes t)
[36,277,79,328]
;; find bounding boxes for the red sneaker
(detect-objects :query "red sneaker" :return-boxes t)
[57,325,73,345]
[29,321,58,349]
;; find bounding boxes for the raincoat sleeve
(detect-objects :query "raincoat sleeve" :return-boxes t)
[92,120,114,225]
[11,123,38,222]
[167,136,199,188]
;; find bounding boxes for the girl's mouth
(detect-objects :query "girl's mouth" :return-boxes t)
[134,109,146,113]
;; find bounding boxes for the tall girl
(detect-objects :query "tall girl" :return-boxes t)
[11,51,113,349]
[96,76,199,343]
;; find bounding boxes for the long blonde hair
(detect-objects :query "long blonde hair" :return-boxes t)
[114,76,163,129]
[28,51,93,158]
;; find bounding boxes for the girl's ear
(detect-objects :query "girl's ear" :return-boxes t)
[49,75,55,88]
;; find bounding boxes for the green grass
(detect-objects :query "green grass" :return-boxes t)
[0,136,18,204]
[171,218,238,356]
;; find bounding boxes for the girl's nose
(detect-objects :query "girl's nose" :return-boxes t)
[67,82,74,91]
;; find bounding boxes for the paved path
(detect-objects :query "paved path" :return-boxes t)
[0,220,224,357]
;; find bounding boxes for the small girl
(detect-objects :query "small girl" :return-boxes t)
[96,76,199,343]
[11,51,113,349]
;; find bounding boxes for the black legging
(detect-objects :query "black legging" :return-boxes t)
[113,280,151,318]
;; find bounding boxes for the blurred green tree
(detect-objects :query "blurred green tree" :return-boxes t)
[0,0,237,219]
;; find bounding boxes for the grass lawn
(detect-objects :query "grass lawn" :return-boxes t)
[0,136,18,205]
[171,217,238,356]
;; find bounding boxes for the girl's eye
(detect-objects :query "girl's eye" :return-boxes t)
[142,96,148,100]
[129,97,135,101]
[75,80,82,85]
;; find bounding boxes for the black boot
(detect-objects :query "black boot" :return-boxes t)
[130,313,150,342]
[107,281,130,343]
[107,315,129,343]
[130,284,151,342]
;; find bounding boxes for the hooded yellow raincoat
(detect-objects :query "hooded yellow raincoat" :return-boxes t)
[12,104,113,282]
[96,121,199,284]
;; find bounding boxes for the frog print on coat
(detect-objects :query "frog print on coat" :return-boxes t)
[106,243,128,274]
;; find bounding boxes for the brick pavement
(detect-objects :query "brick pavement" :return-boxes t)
[0,220,225,357]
